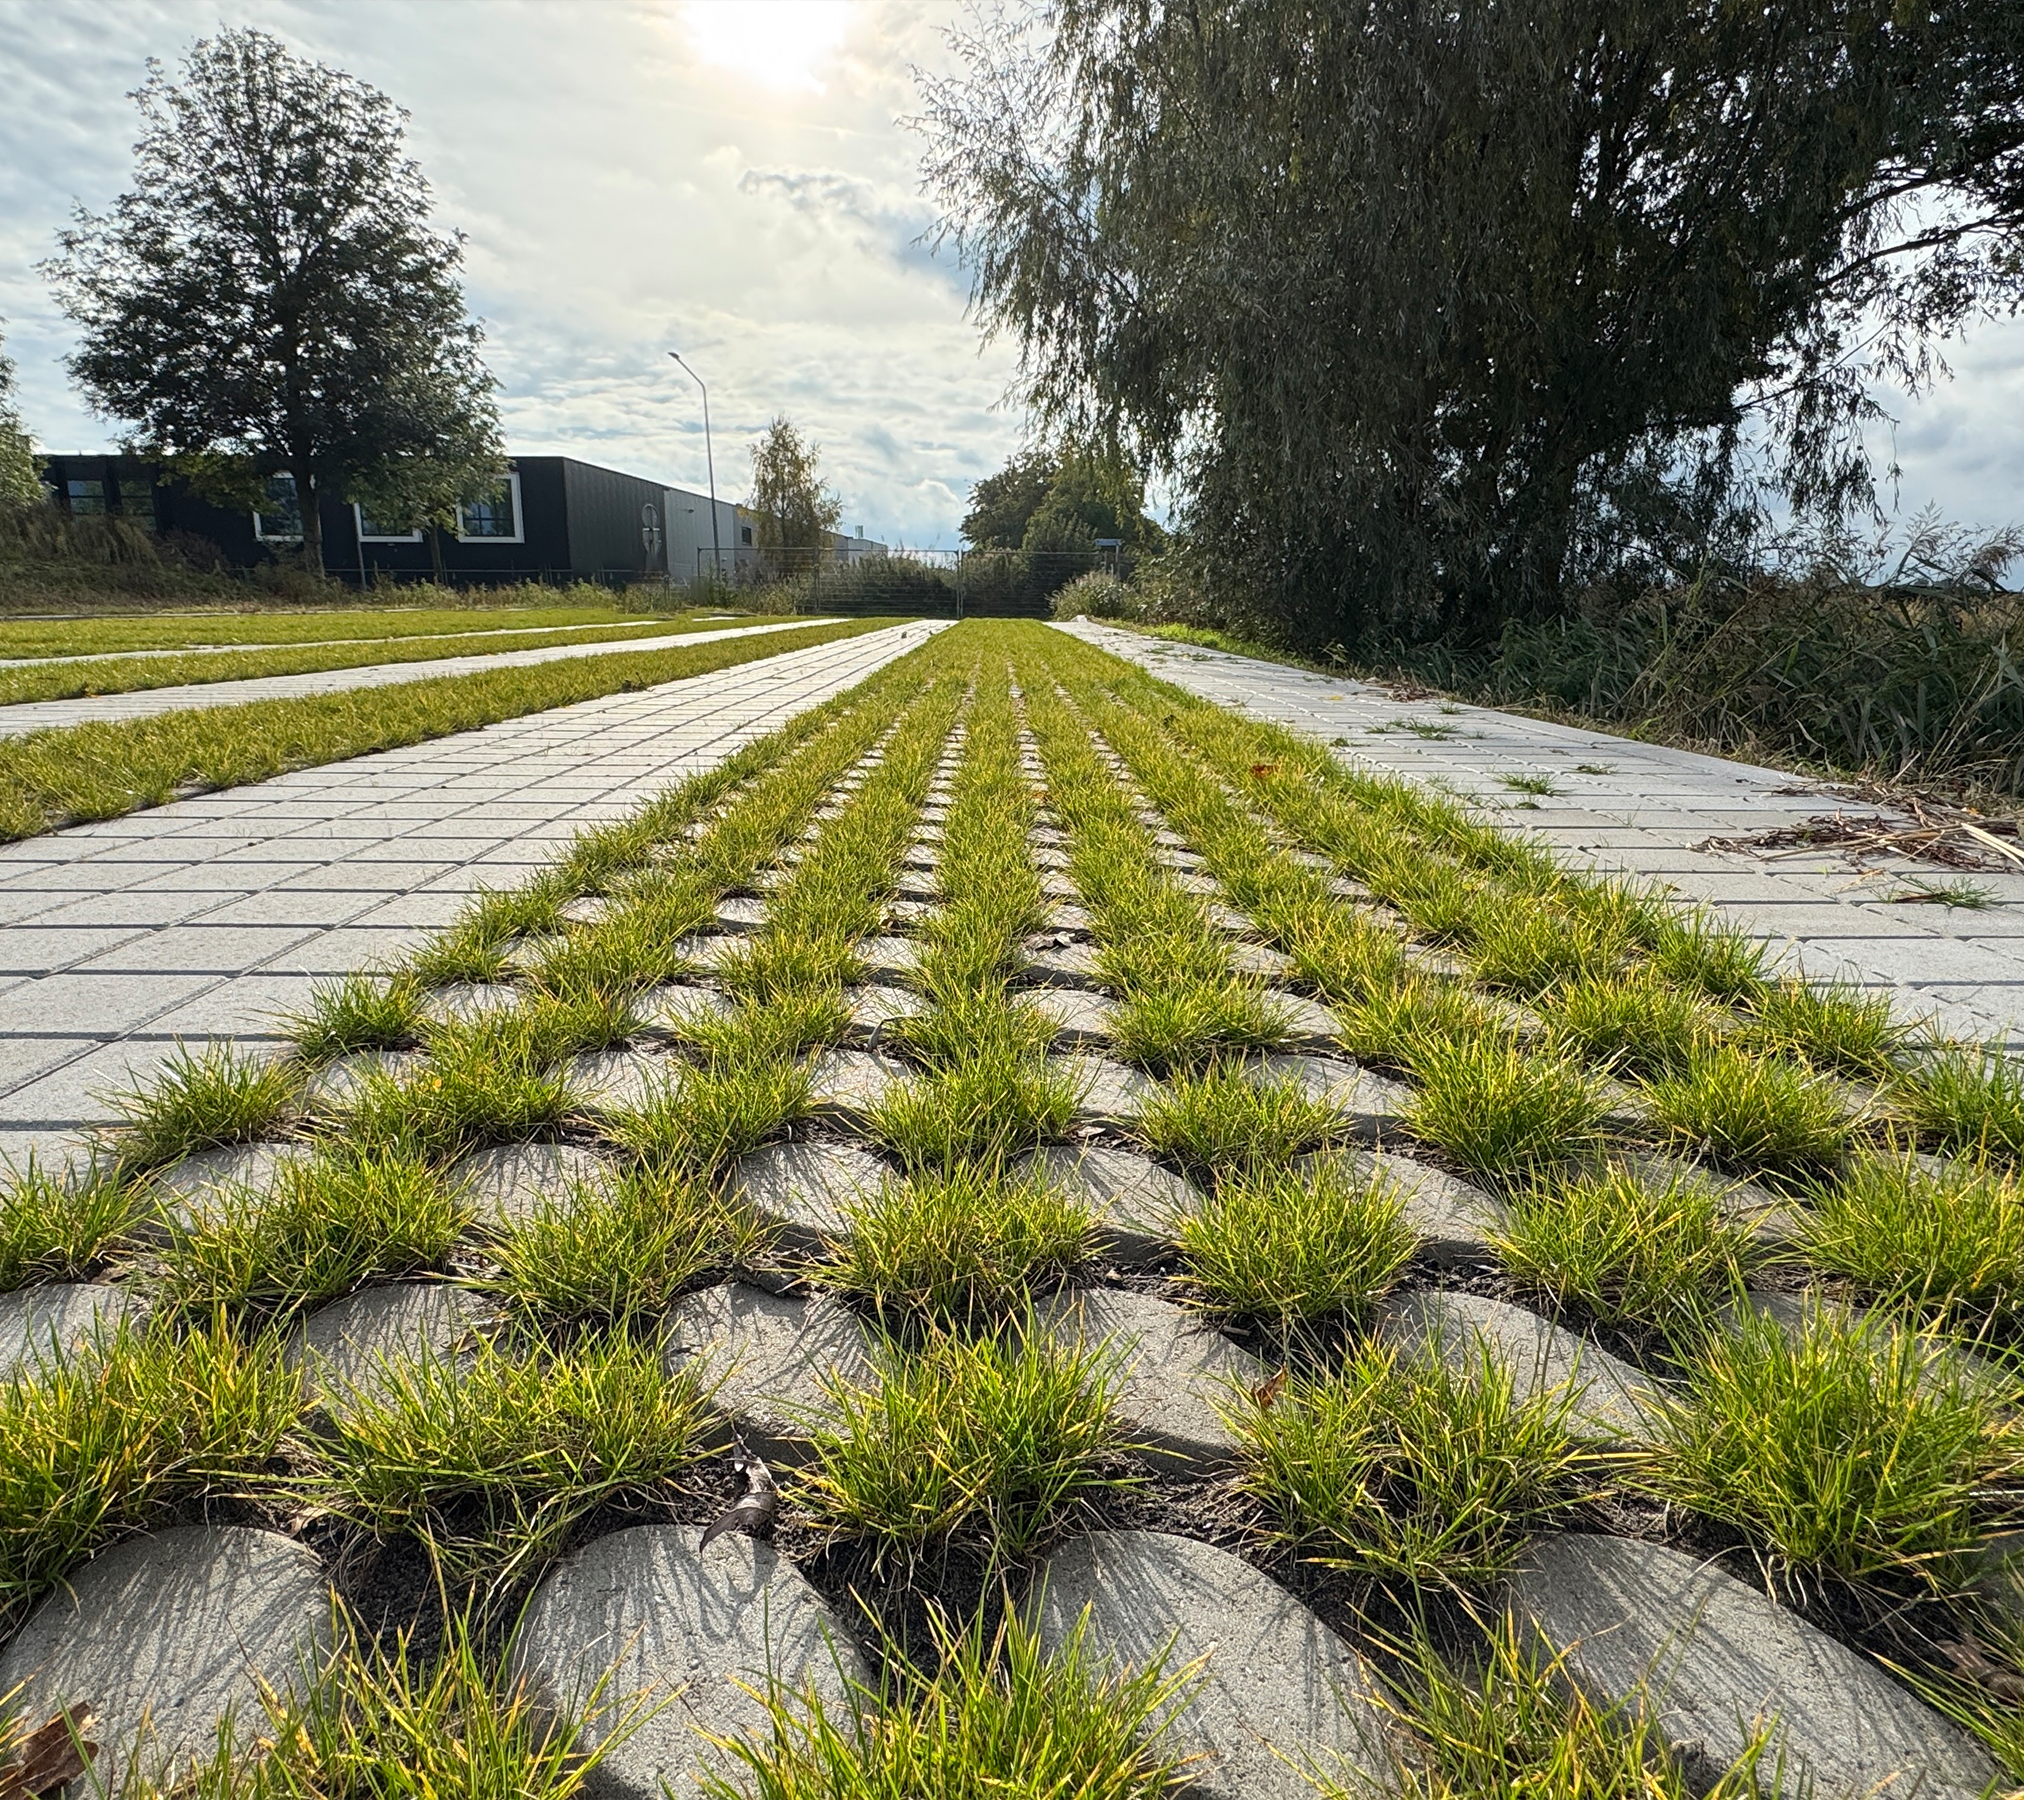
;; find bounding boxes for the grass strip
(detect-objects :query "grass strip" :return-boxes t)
[0,612,743,706]
[0,616,892,841]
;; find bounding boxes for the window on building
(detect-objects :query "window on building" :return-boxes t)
[66,479,106,516]
[455,471,522,542]
[253,473,303,541]
[355,504,423,542]
[740,525,754,546]
[117,483,156,531]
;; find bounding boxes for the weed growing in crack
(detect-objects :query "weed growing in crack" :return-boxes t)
[1232,1339,1599,1591]
[797,1325,1128,1566]
[1176,1157,1413,1335]
[822,1163,1095,1327]
[1648,1303,2021,1593]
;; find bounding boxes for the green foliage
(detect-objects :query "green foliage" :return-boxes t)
[1404,1036,1604,1181]
[1233,1340,1599,1590]
[44,28,501,573]
[1642,1044,1849,1175]
[106,1041,298,1172]
[0,1157,136,1289]
[748,415,842,568]
[1902,1048,2024,1163]
[1134,1062,1342,1171]
[1649,1304,2020,1590]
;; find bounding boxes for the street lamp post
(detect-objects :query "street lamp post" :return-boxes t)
[668,351,722,582]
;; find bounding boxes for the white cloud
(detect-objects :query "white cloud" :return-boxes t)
[0,0,2016,547]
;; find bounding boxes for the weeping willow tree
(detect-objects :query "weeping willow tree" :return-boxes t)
[919,1,2024,648]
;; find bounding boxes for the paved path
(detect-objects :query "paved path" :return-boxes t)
[0,613,724,671]
[0,617,840,737]
[0,620,946,1171]
[1059,621,2024,1049]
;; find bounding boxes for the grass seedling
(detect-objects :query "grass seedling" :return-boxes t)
[703,1604,1188,1800]
[0,1314,299,1624]
[0,1155,136,1287]
[1900,1047,2024,1164]
[1232,1339,1597,1591]
[1499,772,1561,797]
[1804,1148,2024,1341]
[305,1328,711,1589]
[1540,967,1715,1077]
[1643,1044,1849,1176]
[1648,1304,2020,1592]
[822,1163,1095,1326]
[103,1042,299,1173]
[1492,1162,1755,1341]
[157,1146,469,1317]
[1352,1611,1778,1800]
[291,973,425,1064]
[1176,1158,1413,1335]
[1135,1062,1343,1172]
[1405,1037,1604,1182]
[1895,877,2001,909]
[796,1327,1127,1565]
[1741,977,1905,1076]
[488,1163,763,1332]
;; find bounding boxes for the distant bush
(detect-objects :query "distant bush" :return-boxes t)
[1049,569,1136,619]
[797,554,958,615]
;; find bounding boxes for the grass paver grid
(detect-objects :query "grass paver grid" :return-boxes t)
[4,620,2024,1797]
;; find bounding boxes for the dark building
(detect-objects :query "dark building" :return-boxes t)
[36,452,688,589]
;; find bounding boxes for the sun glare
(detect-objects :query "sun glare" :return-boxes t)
[682,1,854,93]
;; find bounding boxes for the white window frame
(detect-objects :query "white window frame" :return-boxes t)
[455,470,524,544]
[252,473,303,542]
[353,504,424,543]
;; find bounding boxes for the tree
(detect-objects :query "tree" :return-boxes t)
[961,447,1056,547]
[43,28,500,575]
[961,444,1165,553]
[0,327,40,506]
[747,416,842,573]
[921,2,2024,648]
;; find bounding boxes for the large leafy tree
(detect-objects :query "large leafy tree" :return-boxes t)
[0,327,40,506]
[747,416,843,573]
[961,445,1165,553]
[44,29,500,574]
[921,1,2024,647]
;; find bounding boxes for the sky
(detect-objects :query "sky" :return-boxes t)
[0,0,2019,549]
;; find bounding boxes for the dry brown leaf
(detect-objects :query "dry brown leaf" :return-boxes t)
[0,1710,97,1800]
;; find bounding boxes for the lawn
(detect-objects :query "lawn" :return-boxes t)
[5,617,2022,1793]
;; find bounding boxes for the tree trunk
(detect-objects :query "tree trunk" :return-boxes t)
[299,470,325,576]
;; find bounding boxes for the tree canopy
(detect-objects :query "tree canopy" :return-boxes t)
[747,416,843,571]
[0,328,40,507]
[921,1,2024,648]
[960,446,1165,554]
[43,28,501,574]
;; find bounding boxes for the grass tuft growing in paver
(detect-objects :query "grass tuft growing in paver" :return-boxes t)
[105,1041,299,1172]
[1135,1062,1340,1172]
[0,1156,137,1287]
[1648,1304,2022,1592]
[1539,967,1715,1078]
[1232,1339,1600,1592]
[156,1146,469,1317]
[1642,1044,1850,1176]
[304,1328,711,1589]
[1742,977,1906,1076]
[0,1315,299,1623]
[822,1164,1095,1327]
[796,1327,1128,1565]
[350,1016,573,1158]
[705,1605,1187,1800]
[1901,1047,2024,1165]
[1405,1036,1604,1182]
[1176,1158,1414,1335]
[491,1163,766,1331]
[1804,1148,2024,1342]
[292,974,426,1063]
[1492,1162,1757,1341]
[1354,1612,1778,1800]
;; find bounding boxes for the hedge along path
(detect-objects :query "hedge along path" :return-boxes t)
[0,615,891,842]
[8,620,2024,1795]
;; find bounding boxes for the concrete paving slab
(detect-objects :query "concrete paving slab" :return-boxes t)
[1057,622,2024,1047]
[0,623,946,1176]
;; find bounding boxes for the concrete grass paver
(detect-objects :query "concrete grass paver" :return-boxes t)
[1055,621,2024,1047]
[0,616,842,736]
[0,622,946,1170]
